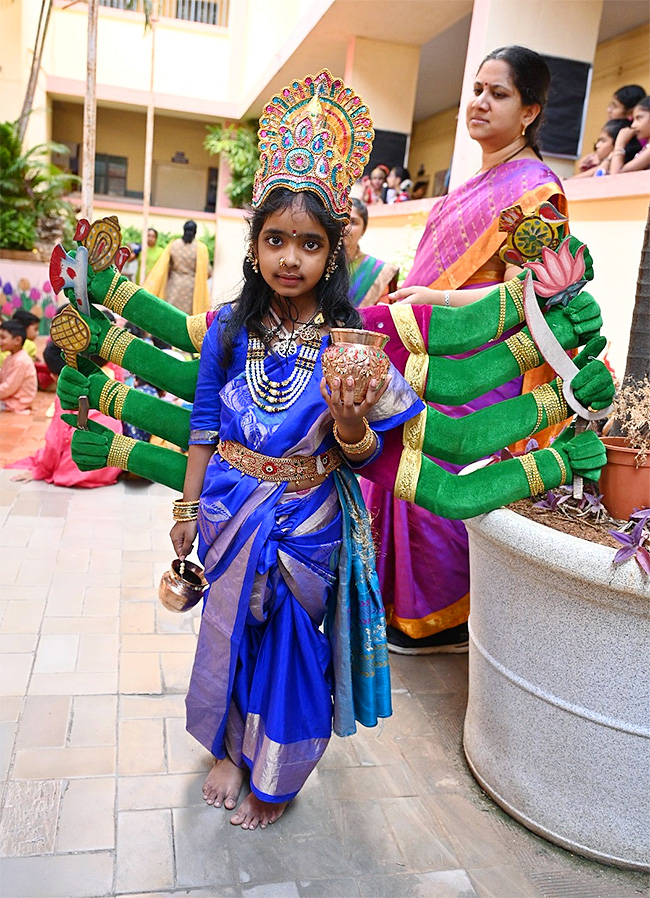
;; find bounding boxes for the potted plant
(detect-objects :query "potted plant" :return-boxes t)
[0,120,78,260]
[600,376,650,519]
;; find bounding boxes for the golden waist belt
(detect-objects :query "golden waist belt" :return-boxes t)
[218,440,343,483]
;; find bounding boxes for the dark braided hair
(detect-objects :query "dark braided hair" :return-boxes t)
[479,45,551,160]
[220,188,361,367]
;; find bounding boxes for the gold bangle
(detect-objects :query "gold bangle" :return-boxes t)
[494,283,507,341]
[98,379,120,416]
[172,509,199,521]
[332,417,375,455]
[112,382,130,420]
[548,447,567,486]
[106,434,137,470]
[518,452,546,496]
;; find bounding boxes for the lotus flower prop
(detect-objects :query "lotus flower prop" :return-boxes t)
[525,239,587,310]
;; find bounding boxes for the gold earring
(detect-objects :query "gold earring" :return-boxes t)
[324,234,343,281]
[522,125,527,137]
[246,242,259,273]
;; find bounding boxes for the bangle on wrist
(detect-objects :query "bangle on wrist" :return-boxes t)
[612,148,626,156]
[443,290,451,307]
[173,498,200,522]
[332,417,376,455]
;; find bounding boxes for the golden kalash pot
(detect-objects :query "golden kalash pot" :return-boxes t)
[158,559,207,613]
[321,328,390,403]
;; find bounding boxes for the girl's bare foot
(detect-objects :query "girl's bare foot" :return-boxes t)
[202,756,244,809]
[230,793,288,830]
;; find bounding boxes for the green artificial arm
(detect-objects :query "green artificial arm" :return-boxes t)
[57,359,191,450]
[422,340,613,464]
[68,303,199,402]
[425,237,594,358]
[424,291,603,405]
[87,266,200,353]
[413,430,606,520]
[62,414,187,491]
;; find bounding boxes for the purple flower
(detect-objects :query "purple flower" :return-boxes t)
[29,287,41,301]
[3,283,13,295]
[43,280,52,293]
[609,507,650,573]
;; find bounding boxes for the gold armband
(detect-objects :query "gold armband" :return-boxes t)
[98,379,121,416]
[99,326,135,366]
[186,314,208,352]
[505,332,541,374]
[106,434,137,471]
[112,382,130,420]
[104,277,140,316]
[518,452,546,497]
[494,284,507,341]
[548,447,567,486]
[529,383,568,434]
[507,277,525,322]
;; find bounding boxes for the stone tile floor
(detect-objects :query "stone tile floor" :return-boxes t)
[1,421,649,897]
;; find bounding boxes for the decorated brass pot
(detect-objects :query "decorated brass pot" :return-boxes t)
[321,328,390,403]
[158,558,206,613]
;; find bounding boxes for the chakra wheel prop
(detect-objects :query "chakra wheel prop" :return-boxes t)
[49,305,92,369]
[498,202,568,266]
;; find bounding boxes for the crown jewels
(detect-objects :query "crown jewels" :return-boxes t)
[252,69,375,222]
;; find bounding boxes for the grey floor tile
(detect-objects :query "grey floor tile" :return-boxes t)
[173,805,234,888]
[298,877,361,897]
[358,869,478,898]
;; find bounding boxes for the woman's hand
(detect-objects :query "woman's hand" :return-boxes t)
[170,521,198,560]
[389,285,439,305]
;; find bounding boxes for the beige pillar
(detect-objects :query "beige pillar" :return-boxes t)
[344,35,420,148]
[449,0,604,189]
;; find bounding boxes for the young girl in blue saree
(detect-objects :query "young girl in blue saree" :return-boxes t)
[170,70,422,830]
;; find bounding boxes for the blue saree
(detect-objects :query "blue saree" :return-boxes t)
[185,306,422,802]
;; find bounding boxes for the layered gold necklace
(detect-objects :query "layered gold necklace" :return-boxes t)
[246,310,325,413]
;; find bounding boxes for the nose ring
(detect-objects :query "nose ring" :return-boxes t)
[279,257,287,268]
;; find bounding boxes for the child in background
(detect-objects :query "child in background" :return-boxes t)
[608,96,650,174]
[606,84,647,121]
[9,341,122,487]
[0,320,37,414]
[571,119,642,178]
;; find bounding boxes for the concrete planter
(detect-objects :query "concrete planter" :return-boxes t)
[464,508,650,871]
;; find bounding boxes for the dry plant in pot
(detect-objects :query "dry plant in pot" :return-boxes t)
[599,376,650,521]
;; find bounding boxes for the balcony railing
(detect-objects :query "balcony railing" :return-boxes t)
[98,0,230,28]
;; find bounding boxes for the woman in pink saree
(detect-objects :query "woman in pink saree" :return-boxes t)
[361,45,568,654]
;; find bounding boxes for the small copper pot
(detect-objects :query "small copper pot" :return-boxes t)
[321,328,390,403]
[158,558,206,613]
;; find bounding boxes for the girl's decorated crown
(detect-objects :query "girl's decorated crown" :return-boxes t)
[252,69,375,222]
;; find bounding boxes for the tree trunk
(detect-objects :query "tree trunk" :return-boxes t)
[18,0,52,142]
[622,207,650,384]
[81,0,99,221]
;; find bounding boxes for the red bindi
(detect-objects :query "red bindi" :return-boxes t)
[292,230,297,237]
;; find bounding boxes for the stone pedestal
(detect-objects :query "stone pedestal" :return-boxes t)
[464,508,650,871]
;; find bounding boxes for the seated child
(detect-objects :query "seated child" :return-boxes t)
[0,320,38,414]
[9,341,122,487]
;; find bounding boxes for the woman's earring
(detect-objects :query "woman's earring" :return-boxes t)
[246,242,259,273]
[521,125,527,137]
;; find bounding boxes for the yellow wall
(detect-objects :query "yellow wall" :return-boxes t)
[578,23,649,164]
[46,4,232,107]
[52,102,217,198]
[408,107,458,197]
[348,37,420,134]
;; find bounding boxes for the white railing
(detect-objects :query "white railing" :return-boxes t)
[98,0,230,28]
